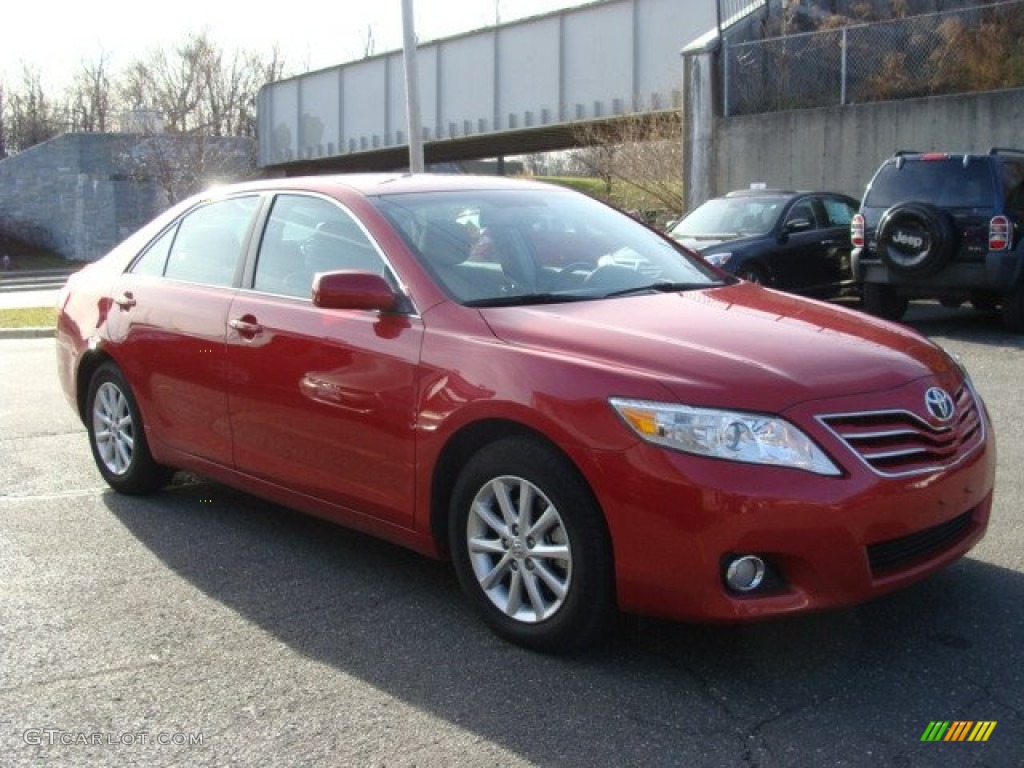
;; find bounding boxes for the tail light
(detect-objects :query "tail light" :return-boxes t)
[989,215,1011,251]
[851,213,865,248]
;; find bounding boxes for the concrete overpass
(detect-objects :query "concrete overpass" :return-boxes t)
[257,0,717,173]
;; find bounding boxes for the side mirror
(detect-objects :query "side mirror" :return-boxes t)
[784,218,813,234]
[312,271,399,311]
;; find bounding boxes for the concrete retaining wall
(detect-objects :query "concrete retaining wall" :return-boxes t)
[0,134,165,261]
[711,88,1024,202]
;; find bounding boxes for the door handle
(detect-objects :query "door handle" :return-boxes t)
[229,317,264,336]
[114,291,136,309]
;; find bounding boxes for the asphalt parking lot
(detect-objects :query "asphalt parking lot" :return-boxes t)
[1,303,1022,768]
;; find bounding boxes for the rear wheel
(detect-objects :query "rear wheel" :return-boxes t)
[862,282,909,321]
[449,436,615,652]
[86,362,173,494]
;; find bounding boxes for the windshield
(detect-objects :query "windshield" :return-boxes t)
[372,188,723,305]
[669,196,785,239]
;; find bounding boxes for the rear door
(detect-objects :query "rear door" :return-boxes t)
[108,194,260,465]
[225,193,423,527]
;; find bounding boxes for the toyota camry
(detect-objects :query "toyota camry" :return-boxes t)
[56,174,995,651]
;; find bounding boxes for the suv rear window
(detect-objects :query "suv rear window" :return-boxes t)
[866,159,995,209]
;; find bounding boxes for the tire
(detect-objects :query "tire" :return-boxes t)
[862,282,909,321]
[1001,284,1024,333]
[969,292,999,313]
[876,202,956,276]
[86,362,173,494]
[449,436,615,652]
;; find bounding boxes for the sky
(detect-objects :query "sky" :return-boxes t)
[1,0,593,91]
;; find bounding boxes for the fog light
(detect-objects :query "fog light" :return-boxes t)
[725,555,766,592]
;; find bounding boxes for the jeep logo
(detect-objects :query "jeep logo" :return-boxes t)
[892,230,925,250]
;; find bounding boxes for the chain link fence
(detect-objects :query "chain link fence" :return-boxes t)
[724,0,1024,115]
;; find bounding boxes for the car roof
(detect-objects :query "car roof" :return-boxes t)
[201,173,563,200]
[723,189,804,198]
[718,189,854,201]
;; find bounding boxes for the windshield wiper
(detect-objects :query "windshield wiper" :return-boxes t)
[602,281,719,299]
[463,292,594,308]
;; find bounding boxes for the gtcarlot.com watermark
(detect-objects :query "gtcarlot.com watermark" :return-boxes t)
[23,728,203,747]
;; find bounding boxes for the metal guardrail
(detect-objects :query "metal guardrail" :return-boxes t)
[724,0,1024,116]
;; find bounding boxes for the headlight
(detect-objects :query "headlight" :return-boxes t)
[704,252,733,266]
[610,398,841,476]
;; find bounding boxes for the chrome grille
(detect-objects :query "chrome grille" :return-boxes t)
[818,385,984,477]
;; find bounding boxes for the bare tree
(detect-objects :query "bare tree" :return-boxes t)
[5,65,63,152]
[124,132,256,205]
[66,51,115,133]
[117,32,284,137]
[569,112,684,215]
[0,83,7,159]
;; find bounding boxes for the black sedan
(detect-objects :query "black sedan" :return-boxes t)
[667,189,860,299]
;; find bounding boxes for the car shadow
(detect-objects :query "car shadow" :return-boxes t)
[104,481,1023,767]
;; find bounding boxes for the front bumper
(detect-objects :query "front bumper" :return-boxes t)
[587,381,996,622]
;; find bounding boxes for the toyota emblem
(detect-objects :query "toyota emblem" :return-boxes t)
[924,387,955,422]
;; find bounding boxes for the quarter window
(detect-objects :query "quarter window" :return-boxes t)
[131,226,176,276]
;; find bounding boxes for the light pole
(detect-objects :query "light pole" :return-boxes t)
[401,0,425,173]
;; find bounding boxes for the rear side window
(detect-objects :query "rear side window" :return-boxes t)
[822,197,856,227]
[162,196,259,287]
[866,159,996,209]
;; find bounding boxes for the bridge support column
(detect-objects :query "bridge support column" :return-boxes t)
[682,41,720,213]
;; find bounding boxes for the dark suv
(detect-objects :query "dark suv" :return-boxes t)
[851,149,1024,331]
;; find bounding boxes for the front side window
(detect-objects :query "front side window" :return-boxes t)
[253,194,388,299]
[785,200,818,230]
[162,196,259,288]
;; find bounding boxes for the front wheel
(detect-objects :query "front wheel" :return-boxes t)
[449,437,615,652]
[86,362,173,494]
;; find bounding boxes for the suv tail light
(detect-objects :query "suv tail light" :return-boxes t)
[990,215,1011,251]
[851,213,865,248]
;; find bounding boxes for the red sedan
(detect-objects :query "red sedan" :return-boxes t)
[56,174,995,651]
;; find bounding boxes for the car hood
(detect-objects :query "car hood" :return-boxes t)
[479,284,953,413]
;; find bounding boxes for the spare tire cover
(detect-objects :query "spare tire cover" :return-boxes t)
[876,202,956,276]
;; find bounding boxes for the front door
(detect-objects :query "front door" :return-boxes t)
[225,193,422,527]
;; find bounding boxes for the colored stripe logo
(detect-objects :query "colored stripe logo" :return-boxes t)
[921,721,997,742]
